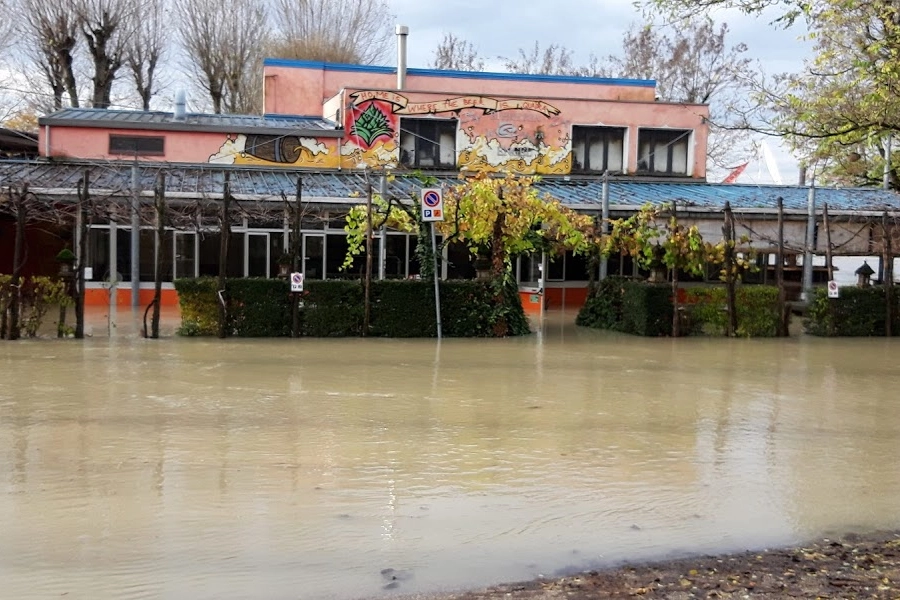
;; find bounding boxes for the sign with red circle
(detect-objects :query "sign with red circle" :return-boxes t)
[420,188,445,222]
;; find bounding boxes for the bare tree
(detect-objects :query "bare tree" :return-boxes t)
[430,32,485,71]
[78,0,135,109]
[125,0,167,110]
[606,19,754,171]
[0,0,16,57]
[177,0,266,114]
[269,0,393,65]
[20,0,81,109]
[502,42,578,75]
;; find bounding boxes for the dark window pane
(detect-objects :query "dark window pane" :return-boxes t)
[87,229,110,283]
[446,241,474,279]
[548,254,565,280]
[385,235,407,278]
[116,229,131,282]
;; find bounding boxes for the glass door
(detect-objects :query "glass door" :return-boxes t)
[247,233,269,277]
[174,232,196,279]
[303,234,324,280]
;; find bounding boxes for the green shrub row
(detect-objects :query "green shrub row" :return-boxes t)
[174,277,529,338]
[684,286,782,337]
[577,280,783,337]
[577,278,673,336]
[805,286,900,336]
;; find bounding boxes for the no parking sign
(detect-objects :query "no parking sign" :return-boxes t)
[290,272,304,293]
[827,280,839,298]
[420,188,444,222]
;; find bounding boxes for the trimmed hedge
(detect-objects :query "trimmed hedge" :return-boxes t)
[575,276,626,331]
[805,286,900,336]
[577,281,782,337]
[172,278,220,336]
[302,280,364,337]
[684,286,782,337]
[228,278,292,337]
[174,277,529,337]
[622,282,673,337]
[577,279,672,336]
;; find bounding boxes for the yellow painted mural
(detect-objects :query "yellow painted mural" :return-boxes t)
[208,91,575,174]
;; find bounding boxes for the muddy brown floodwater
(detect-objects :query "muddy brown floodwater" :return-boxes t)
[1,309,900,599]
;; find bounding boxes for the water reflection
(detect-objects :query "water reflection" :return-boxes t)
[1,313,900,599]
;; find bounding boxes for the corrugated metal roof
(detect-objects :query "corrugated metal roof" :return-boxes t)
[37,109,341,136]
[2,160,900,214]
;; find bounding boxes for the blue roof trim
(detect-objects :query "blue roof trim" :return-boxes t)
[263,58,655,87]
[264,58,395,74]
[405,68,653,87]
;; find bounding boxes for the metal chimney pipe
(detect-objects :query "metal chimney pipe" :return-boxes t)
[174,89,187,121]
[396,25,409,90]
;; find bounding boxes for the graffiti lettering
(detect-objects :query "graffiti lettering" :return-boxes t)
[497,123,519,138]
[348,91,561,117]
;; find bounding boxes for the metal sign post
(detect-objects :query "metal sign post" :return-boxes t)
[421,188,445,339]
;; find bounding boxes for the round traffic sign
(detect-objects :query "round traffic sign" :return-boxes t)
[828,280,837,292]
[423,190,441,207]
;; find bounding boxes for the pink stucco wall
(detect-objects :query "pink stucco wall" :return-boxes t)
[39,126,241,163]
[263,62,657,116]
[38,61,709,178]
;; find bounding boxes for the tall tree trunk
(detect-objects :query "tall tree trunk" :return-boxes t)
[217,173,231,339]
[776,197,787,337]
[7,187,27,341]
[74,171,89,339]
[151,172,166,338]
[723,201,737,337]
[291,177,302,338]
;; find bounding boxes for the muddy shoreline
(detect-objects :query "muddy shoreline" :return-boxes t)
[403,531,900,599]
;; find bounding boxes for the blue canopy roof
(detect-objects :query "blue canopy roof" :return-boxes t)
[2,160,899,214]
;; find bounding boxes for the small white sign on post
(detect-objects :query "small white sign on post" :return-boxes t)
[827,280,839,299]
[420,188,445,222]
[290,272,304,293]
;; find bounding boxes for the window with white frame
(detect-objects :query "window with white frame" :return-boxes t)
[399,118,456,169]
[637,128,691,176]
[571,126,625,173]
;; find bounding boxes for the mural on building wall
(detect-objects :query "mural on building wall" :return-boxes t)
[206,91,575,173]
[343,90,571,174]
[209,134,339,167]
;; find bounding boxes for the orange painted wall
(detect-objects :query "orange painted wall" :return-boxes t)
[85,288,179,307]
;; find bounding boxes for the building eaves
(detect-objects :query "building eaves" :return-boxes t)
[2,161,900,215]
[37,108,343,138]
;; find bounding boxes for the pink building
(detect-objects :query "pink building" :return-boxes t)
[28,58,711,309]
[39,60,708,179]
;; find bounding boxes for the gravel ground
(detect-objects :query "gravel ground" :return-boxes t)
[401,531,900,599]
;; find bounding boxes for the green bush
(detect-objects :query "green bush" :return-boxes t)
[174,278,219,336]
[370,279,436,337]
[576,276,627,330]
[622,282,673,336]
[301,280,364,337]
[174,277,529,338]
[576,279,672,336]
[805,286,900,336]
[227,278,291,337]
[684,285,781,337]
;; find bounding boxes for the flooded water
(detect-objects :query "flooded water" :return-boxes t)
[2,311,900,599]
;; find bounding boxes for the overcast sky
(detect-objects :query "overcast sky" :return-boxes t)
[388,0,811,184]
